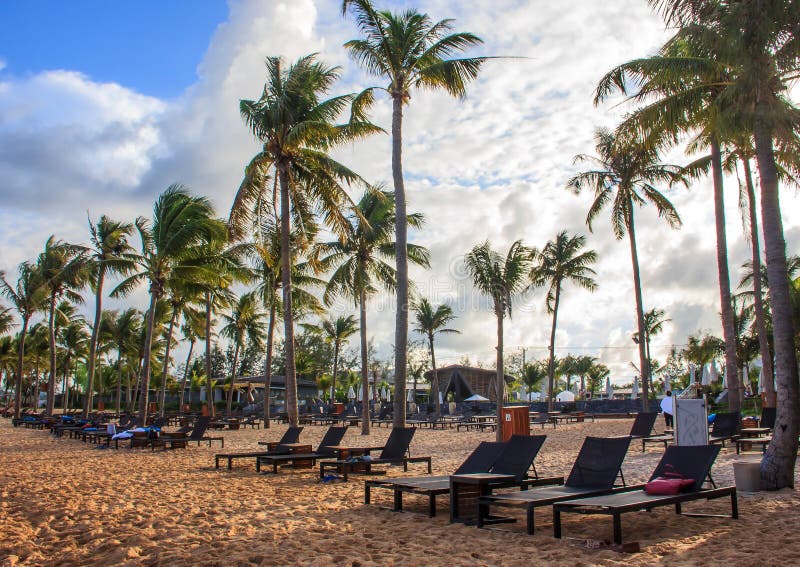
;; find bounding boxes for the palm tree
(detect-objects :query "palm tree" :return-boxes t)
[531,231,598,411]
[58,317,88,411]
[568,128,684,410]
[342,0,487,427]
[521,360,548,399]
[36,236,86,415]
[465,240,532,441]
[221,292,267,414]
[178,319,201,411]
[317,189,430,433]
[0,306,13,336]
[101,308,141,415]
[1,263,48,418]
[413,299,459,418]
[231,54,377,427]
[633,308,671,393]
[112,185,227,423]
[304,315,359,405]
[84,215,135,417]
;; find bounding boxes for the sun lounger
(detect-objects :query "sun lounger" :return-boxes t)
[553,444,736,544]
[257,426,348,473]
[319,427,431,481]
[158,417,224,448]
[628,412,658,438]
[214,426,303,469]
[709,412,740,447]
[476,436,632,534]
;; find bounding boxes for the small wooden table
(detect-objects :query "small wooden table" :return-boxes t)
[740,427,771,438]
[449,473,516,524]
[279,443,314,468]
[323,445,385,475]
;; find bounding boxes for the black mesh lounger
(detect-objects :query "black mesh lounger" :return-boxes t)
[256,427,348,473]
[214,426,303,469]
[709,412,741,447]
[628,413,658,438]
[553,444,736,544]
[476,436,632,534]
[319,427,431,481]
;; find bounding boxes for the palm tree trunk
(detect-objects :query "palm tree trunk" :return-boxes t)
[204,292,215,418]
[546,283,562,413]
[360,289,370,435]
[627,207,650,411]
[46,294,57,416]
[263,302,275,428]
[391,92,408,429]
[754,120,799,490]
[331,342,340,405]
[115,347,123,415]
[429,333,440,419]
[710,140,741,412]
[138,289,159,423]
[179,338,194,410]
[495,310,505,442]
[14,317,29,419]
[278,161,299,427]
[226,342,240,414]
[61,368,68,412]
[743,157,776,407]
[84,269,104,418]
[158,308,178,416]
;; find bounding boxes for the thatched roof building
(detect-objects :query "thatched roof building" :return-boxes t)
[423,365,515,402]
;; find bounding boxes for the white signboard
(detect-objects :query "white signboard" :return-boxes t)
[675,398,708,446]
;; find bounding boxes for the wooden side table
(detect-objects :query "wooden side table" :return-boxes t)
[449,473,515,524]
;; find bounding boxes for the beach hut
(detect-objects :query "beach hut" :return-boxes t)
[423,365,515,403]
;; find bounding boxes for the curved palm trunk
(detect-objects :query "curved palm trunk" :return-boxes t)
[226,342,240,414]
[743,158,775,407]
[278,163,299,427]
[204,292,215,418]
[158,308,178,416]
[428,332,440,419]
[115,347,123,415]
[46,295,58,416]
[546,283,562,413]
[495,310,505,442]
[754,121,799,490]
[331,342,340,404]
[263,302,276,428]
[138,290,159,423]
[179,338,194,410]
[14,317,29,419]
[84,270,105,418]
[360,289,370,435]
[391,93,408,429]
[627,207,650,411]
[710,141,741,412]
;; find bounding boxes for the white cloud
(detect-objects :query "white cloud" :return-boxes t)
[0,0,798,384]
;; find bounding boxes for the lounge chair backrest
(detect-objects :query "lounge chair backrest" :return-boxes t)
[761,406,776,429]
[377,406,391,420]
[379,427,416,460]
[317,426,348,456]
[565,436,632,489]
[278,426,303,445]
[531,413,549,424]
[188,416,211,440]
[711,412,740,437]
[454,441,506,475]
[649,444,721,492]
[629,413,658,437]
[491,435,547,481]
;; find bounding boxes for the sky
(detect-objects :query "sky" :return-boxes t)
[0,0,798,385]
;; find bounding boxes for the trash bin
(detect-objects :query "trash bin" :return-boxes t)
[500,405,530,442]
[733,459,761,492]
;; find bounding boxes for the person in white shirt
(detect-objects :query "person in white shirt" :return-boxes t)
[660,390,674,427]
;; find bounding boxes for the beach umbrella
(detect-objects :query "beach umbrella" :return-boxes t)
[605,377,614,399]
[757,366,763,394]
[438,391,444,405]
[385,389,391,402]
[701,363,710,386]
[407,389,414,402]
[709,361,719,384]
[347,386,356,400]
[540,380,548,401]
[689,363,696,383]
[632,377,639,399]
[464,394,489,402]
[368,386,374,401]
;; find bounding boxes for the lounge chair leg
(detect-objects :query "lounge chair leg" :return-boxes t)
[552,508,559,538]
[394,489,402,511]
[675,502,682,514]
[613,513,622,545]
[228,458,233,470]
[528,507,535,535]
[731,491,739,519]
[429,495,436,517]
[365,484,371,504]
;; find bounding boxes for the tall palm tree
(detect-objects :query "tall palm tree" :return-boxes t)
[568,128,684,410]
[221,291,267,414]
[84,216,135,417]
[465,240,532,441]
[633,308,671,392]
[36,236,86,415]
[58,317,88,411]
[413,298,459,418]
[531,231,598,411]
[317,189,430,433]
[101,308,141,415]
[112,185,227,423]
[342,0,487,427]
[1,263,48,418]
[304,315,359,406]
[231,54,377,427]
[178,318,201,411]
[0,306,14,336]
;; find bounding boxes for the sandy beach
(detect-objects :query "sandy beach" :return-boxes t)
[2,417,798,566]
